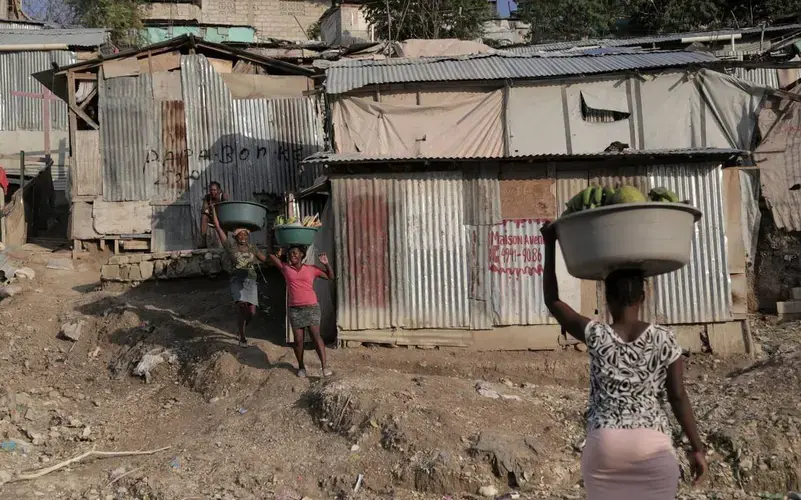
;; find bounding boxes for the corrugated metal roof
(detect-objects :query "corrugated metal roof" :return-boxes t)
[0,28,107,47]
[303,148,745,164]
[325,51,720,94]
[0,19,45,30]
[509,24,801,53]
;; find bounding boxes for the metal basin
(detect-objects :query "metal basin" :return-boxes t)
[215,201,267,232]
[552,202,703,281]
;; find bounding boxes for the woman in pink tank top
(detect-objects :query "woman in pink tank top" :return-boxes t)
[267,244,334,378]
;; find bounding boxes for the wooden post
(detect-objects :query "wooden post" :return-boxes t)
[19,150,25,189]
[0,192,5,244]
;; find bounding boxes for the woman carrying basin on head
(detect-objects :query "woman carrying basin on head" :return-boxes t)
[211,205,268,347]
[266,244,334,378]
[540,223,707,500]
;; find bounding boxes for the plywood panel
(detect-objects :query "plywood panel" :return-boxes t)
[93,200,151,234]
[74,130,102,196]
[723,168,746,274]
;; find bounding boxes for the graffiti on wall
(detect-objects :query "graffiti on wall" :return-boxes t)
[488,219,550,277]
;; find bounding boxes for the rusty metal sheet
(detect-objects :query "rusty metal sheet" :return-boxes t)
[332,172,469,331]
[158,100,189,201]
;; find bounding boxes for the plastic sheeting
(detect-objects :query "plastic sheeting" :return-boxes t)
[504,69,766,155]
[331,90,504,158]
[753,89,801,231]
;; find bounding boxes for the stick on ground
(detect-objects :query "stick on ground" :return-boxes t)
[11,446,171,482]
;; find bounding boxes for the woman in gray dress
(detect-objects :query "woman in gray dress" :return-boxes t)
[211,206,267,346]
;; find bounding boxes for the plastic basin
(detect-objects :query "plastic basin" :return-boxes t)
[215,201,267,232]
[275,225,318,247]
[552,202,703,281]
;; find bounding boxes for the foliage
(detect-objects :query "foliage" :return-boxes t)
[516,0,801,42]
[65,0,145,47]
[360,0,492,41]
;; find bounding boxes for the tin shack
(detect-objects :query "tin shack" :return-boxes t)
[303,149,754,353]
[35,35,325,255]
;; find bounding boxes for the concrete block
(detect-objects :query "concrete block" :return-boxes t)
[101,265,120,280]
[119,265,130,281]
[777,301,801,315]
[673,325,705,353]
[128,265,142,281]
[707,321,747,355]
[140,261,154,280]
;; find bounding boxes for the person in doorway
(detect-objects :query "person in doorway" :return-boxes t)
[199,181,228,248]
[540,223,707,500]
[211,206,266,347]
[267,245,334,378]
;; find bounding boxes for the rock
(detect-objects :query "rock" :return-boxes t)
[476,381,501,399]
[15,267,36,280]
[788,493,801,500]
[0,284,23,299]
[351,444,360,452]
[0,470,12,486]
[478,485,498,497]
[46,259,74,271]
[101,265,120,280]
[60,320,84,342]
[473,431,544,487]
[501,378,514,388]
[739,458,753,472]
[501,394,523,402]
[25,429,45,446]
[140,261,154,280]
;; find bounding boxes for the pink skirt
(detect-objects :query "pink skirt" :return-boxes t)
[581,428,679,500]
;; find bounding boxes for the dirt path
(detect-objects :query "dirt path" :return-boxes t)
[1,248,799,499]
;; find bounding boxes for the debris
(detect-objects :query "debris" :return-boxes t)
[478,485,498,497]
[1,440,17,452]
[46,259,74,271]
[0,284,23,299]
[169,457,181,469]
[353,473,364,492]
[500,394,523,402]
[24,429,45,446]
[0,470,11,486]
[237,407,248,415]
[497,493,520,500]
[473,431,543,487]
[59,320,84,342]
[8,446,171,482]
[500,378,514,388]
[89,347,100,359]
[14,267,35,280]
[350,444,360,452]
[132,348,176,383]
[475,382,501,399]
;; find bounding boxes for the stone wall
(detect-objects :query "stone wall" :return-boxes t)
[142,0,329,41]
[101,249,225,283]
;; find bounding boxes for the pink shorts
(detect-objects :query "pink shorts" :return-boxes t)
[581,428,679,500]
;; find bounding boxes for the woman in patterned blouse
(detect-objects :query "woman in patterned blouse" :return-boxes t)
[540,223,707,499]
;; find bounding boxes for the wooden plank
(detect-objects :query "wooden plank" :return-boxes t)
[73,72,98,80]
[68,101,99,130]
[78,87,98,109]
[67,72,78,164]
[722,169,746,274]
[92,200,152,234]
[74,131,102,196]
[122,239,149,251]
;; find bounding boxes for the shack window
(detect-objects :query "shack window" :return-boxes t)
[580,89,630,123]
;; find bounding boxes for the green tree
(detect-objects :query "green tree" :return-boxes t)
[516,0,626,42]
[66,0,144,47]
[360,0,491,41]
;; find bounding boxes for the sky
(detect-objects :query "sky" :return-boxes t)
[497,0,518,18]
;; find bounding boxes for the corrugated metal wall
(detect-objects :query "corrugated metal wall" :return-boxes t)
[650,163,732,323]
[332,172,470,331]
[0,51,74,131]
[182,54,324,235]
[100,73,161,201]
[333,160,733,333]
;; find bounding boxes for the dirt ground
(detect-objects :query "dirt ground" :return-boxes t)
[1,244,800,500]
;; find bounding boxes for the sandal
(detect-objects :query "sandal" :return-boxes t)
[297,368,307,378]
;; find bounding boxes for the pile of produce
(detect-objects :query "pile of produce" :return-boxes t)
[274,214,322,228]
[562,184,682,215]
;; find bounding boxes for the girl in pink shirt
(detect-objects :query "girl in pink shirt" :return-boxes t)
[268,245,334,378]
